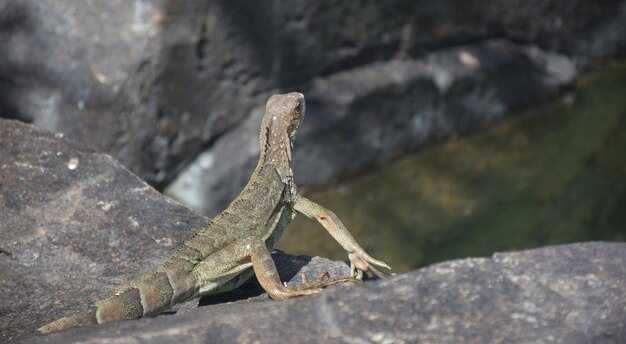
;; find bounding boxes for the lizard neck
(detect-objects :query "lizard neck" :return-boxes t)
[254,125,297,200]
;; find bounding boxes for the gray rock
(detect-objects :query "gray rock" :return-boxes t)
[0,0,273,185]
[1,0,624,188]
[167,39,577,215]
[0,119,354,342]
[0,119,205,341]
[23,242,626,344]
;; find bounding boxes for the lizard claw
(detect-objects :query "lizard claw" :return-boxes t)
[349,251,392,280]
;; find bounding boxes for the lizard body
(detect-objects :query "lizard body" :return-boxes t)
[38,92,390,333]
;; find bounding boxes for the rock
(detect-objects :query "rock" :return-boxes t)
[0,0,273,186]
[1,0,624,190]
[0,119,354,342]
[22,242,626,343]
[167,39,577,215]
[0,119,206,341]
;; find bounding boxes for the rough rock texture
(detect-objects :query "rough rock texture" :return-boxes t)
[1,1,625,197]
[22,242,626,344]
[0,119,205,341]
[0,119,357,342]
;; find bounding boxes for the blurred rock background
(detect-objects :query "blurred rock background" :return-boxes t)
[1,0,624,216]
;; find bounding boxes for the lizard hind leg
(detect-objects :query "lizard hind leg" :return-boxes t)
[192,236,359,301]
[247,237,359,300]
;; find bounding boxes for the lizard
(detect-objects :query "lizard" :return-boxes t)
[37,92,391,333]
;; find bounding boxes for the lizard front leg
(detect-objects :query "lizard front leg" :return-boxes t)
[193,236,358,300]
[292,195,391,280]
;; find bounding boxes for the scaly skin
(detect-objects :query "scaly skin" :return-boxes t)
[38,92,391,334]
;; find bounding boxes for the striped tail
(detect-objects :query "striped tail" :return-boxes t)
[37,270,197,333]
[37,308,99,333]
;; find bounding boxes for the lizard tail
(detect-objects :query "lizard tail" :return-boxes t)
[37,308,98,333]
[38,270,195,333]
[36,286,144,334]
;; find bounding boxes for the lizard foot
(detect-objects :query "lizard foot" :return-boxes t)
[349,252,393,280]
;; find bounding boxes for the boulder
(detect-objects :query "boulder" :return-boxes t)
[0,119,354,342]
[24,242,626,344]
[0,119,204,341]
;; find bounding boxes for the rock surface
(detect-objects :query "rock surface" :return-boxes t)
[1,1,625,206]
[23,242,626,344]
[0,119,358,342]
[0,119,204,341]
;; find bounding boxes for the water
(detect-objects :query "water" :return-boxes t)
[278,64,626,272]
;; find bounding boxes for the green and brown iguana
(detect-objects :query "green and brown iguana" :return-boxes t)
[38,92,391,333]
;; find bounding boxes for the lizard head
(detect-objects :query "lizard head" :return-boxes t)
[263,92,305,141]
[260,92,305,165]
